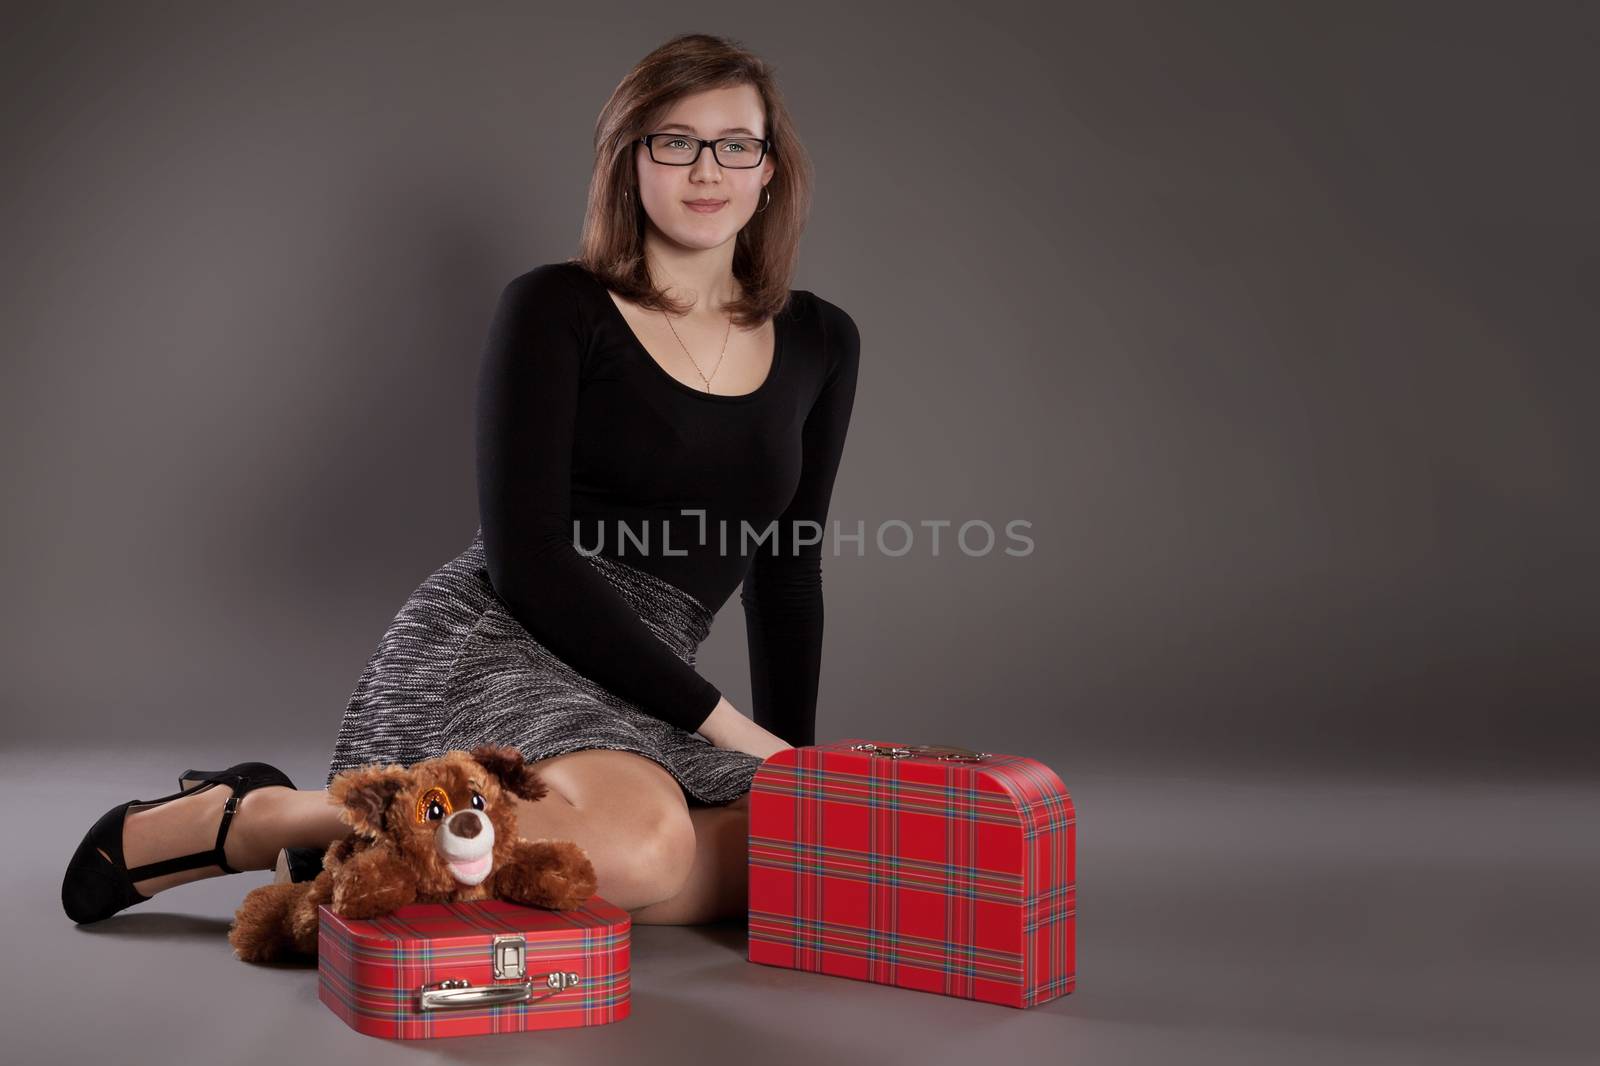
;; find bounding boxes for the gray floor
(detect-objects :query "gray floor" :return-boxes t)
[5,746,1593,1065]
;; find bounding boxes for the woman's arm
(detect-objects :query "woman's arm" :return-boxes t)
[475,264,723,734]
[739,299,862,748]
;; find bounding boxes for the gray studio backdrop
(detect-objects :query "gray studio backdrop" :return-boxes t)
[4,2,1593,777]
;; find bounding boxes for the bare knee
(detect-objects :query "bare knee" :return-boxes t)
[517,749,699,910]
[595,807,696,910]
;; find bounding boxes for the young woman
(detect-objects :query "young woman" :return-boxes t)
[61,33,860,928]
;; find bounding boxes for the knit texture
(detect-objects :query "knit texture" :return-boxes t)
[325,527,762,805]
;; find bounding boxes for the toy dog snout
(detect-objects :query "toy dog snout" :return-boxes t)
[437,810,496,886]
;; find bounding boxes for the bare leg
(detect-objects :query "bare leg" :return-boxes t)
[511,749,749,914]
[120,786,347,897]
[628,793,751,925]
[510,784,694,912]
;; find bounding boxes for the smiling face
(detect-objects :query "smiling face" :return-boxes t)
[328,746,551,899]
[413,777,497,886]
[635,83,775,251]
[387,755,510,892]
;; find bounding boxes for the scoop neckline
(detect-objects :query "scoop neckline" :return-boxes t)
[577,264,786,404]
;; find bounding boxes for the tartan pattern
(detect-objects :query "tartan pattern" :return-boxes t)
[747,738,1075,1008]
[318,897,631,1039]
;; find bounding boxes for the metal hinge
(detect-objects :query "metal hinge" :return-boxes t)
[849,742,991,762]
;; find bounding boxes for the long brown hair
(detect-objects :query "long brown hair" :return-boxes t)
[572,33,814,329]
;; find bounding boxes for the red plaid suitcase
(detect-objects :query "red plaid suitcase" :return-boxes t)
[318,896,631,1039]
[747,738,1076,1008]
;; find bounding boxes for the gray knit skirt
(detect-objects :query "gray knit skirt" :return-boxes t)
[323,528,763,806]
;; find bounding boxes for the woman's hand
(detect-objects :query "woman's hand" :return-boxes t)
[697,697,794,760]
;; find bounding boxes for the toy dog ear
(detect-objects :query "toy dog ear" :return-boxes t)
[328,763,411,837]
[467,744,550,803]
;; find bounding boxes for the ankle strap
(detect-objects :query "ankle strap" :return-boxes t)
[124,794,244,881]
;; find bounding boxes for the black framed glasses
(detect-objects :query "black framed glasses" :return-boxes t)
[639,132,770,169]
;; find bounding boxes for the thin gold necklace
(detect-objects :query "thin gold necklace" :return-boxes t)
[661,302,733,393]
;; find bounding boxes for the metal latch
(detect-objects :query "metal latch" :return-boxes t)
[416,934,583,1012]
[493,934,526,979]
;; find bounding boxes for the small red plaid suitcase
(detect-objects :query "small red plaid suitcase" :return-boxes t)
[318,896,631,1039]
[747,738,1075,1008]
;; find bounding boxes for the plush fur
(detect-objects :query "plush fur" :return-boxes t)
[228,745,597,964]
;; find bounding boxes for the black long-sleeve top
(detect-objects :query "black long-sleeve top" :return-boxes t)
[473,260,860,746]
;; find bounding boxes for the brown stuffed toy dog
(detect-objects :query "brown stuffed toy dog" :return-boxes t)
[228,744,598,963]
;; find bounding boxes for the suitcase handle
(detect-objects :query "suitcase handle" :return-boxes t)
[418,970,582,1011]
[849,742,991,762]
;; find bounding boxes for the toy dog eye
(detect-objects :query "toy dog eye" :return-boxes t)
[416,786,452,823]
[471,792,485,811]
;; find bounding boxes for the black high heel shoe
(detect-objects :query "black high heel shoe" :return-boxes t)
[61,761,297,925]
[274,846,328,884]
